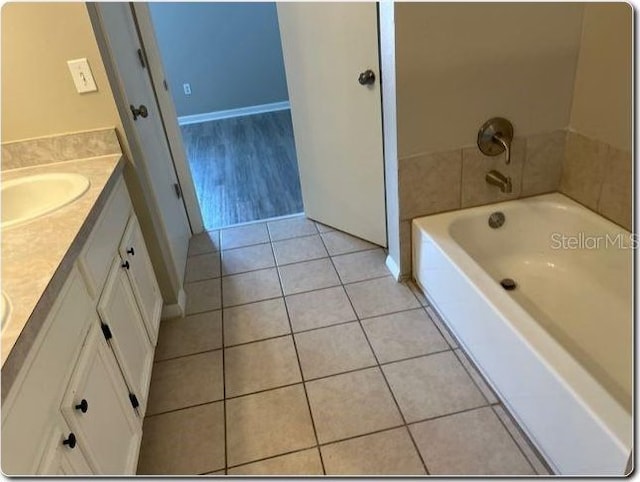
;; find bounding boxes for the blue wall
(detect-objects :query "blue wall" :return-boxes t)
[149,2,289,117]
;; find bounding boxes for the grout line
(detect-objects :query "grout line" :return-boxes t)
[225,444,319,472]
[266,235,327,475]
[153,346,223,364]
[144,398,224,419]
[220,260,229,475]
[453,346,499,406]
[319,234,431,475]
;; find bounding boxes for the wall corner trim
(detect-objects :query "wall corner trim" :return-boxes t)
[177,101,291,126]
[161,287,186,320]
[385,254,402,281]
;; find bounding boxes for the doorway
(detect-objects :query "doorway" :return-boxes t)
[147,2,303,230]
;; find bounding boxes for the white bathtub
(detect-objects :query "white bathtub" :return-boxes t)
[412,193,632,475]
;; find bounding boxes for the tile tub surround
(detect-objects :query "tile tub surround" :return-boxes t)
[1,154,125,399]
[137,216,549,475]
[560,130,632,231]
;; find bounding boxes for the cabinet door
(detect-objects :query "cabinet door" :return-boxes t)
[61,323,142,475]
[119,215,162,346]
[37,418,93,475]
[97,257,153,417]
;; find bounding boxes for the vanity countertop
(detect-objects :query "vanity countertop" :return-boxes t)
[1,154,124,376]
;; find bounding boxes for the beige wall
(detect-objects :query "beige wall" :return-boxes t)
[569,3,632,153]
[395,3,584,159]
[1,2,121,141]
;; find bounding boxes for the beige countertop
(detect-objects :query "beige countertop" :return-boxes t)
[1,154,124,383]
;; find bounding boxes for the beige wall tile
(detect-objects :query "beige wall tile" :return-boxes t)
[461,138,525,208]
[522,130,566,197]
[598,145,632,230]
[399,149,462,221]
[560,131,607,210]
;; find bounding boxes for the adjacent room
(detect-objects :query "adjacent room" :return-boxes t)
[149,2,302,229]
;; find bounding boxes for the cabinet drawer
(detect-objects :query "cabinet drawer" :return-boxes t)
[60,323,141,475]
[78,176,132,298]
[1,267,93,475]
[37,416,93,475]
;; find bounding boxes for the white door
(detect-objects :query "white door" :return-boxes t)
[277,3,387,246]
[94,3,191,285]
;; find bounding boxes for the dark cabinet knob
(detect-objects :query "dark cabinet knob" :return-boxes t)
[130,104,149,121]
[127,247,135,256]
[122,260,130,270]
[74,399,88,413]
[62,433,76,449]
[358,69,376,86]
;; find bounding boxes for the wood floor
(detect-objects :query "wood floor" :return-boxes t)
[180,110,303,230]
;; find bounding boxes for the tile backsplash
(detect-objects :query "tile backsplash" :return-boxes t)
[1,128,122,170]
[400,128,632,277]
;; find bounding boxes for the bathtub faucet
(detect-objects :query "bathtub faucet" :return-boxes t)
[485,170,512,193]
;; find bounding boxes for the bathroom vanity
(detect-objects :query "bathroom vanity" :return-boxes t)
[1,152,162,475]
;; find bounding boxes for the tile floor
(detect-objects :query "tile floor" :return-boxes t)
[136,216,551,476]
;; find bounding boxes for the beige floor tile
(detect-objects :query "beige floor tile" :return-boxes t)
[225,335,301,397]
[220,223,270,250]
[306,367,403,444]
[426,306,459,348]
[492,405,551,475]
[332,249,389,284]
[222,268,282,307]
[382,352,486,423]
[279,258,340,295]
[155,311,222,361]
[185,252,221,283]
[228,448,323,475]
[315,221,335,233]
[295,322,376,379]
[146,350,223,415]
[286,286,356,332]
[221,243,275,275]
[409,407,534,475]
[137,401,224,475]
[407,280,429,306]
[268,217,318,241]
[188,230,220,257]
[362,309,448,363]
[345,277,420,319]
[273,234,328,266]
[203,470,226,475]
[185,278,221,315]
[454,349,499,404]
[223,298,290,346]
[321,427,426,475]
[226,385,317,466]
[320,230,377,256]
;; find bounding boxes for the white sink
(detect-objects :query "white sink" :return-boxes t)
[2,173,90,228]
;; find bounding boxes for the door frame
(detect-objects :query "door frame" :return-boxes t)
[130,3,204,235]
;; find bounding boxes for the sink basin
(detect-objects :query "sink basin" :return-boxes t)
[2,173,90,228]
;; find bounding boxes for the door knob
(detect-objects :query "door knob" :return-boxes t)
[358,69,376,86]
[130,104,148,120]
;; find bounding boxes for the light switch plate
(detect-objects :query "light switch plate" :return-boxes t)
[67,58,98,93]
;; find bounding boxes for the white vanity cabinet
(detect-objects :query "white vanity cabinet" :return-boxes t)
[2,174,164,475]
[60,322,141,474]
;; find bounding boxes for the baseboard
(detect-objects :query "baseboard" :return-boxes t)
[177,101,291,126]
[385,254,401,281]
[161,287,186,320]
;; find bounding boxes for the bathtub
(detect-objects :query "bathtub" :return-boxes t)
[412,193,632,475]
